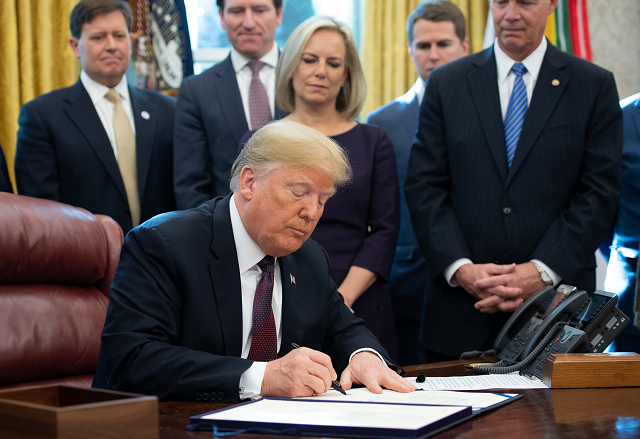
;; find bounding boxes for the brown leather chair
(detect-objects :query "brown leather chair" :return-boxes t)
[0,193,123,390]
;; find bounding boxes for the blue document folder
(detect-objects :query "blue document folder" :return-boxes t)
[189,398,474,438]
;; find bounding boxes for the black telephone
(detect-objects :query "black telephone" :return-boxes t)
[474,284,630,378]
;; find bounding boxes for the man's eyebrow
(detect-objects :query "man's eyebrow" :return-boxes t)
[288,179,314,188]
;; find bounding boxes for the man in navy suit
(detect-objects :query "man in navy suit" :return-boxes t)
[93,121,413,401]
[602,92,640,352]
[173,0,288,210]
[15,0,175,235]
[405,0,622,362]
[0,144,12,193]
[367,0,468,366]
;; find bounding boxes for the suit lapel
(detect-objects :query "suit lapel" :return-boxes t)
[129,87,156,200]
[278,255,303,356]
[63,81,127,200]
[214,56,249,145]
[208,195,244,357]
[401,93,421,144]
[506,43,568,187]
[468,48,509,182]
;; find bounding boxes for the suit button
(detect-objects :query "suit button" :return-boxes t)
[195,393,202,401]
[502,207,512,215]
[218,392,225,401]
[202,393,209,401]
[493,257,501,264]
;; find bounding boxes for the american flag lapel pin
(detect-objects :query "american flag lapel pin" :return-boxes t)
[290,273,296,284]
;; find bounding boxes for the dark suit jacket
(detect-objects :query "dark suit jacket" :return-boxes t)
[0,144,12,193]
[15,80,176,234]
[173,55,288,209]
[92,195,400,401]
[367,84,431,321]
[405,42,623,357]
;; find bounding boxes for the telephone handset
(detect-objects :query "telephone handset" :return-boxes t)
[473,284,630,378]
[494,284,587,363]
[521,289,630,378]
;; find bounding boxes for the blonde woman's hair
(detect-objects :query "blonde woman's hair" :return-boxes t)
[230,120,352,192]
[275,15,366,120]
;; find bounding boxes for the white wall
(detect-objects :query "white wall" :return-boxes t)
[589,0,640,100]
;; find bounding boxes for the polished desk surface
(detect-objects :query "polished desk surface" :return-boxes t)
[158,359,640,438]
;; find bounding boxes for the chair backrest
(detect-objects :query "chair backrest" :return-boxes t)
[0,193,123,386]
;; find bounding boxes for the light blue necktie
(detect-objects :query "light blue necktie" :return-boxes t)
[504,63,528,168]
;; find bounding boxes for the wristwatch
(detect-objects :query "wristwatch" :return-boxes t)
[533,262,553,286]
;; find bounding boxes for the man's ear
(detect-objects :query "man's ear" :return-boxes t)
[219,9,226,30]
[461,37,470,56]
[69,37,81,59]
[238,165,257,201]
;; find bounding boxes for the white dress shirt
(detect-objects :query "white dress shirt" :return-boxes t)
[415,78,426,106]
[443,37,560,288]
[494,37,547,119]
[229,43,278,129]
[231,194,282,399]
[80,71,135,161]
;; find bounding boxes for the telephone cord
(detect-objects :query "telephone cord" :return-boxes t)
[472,322,566,375]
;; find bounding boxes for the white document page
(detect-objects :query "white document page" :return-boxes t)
[407,372,548,390]
[202,399,468,431]
[298,388,516,412]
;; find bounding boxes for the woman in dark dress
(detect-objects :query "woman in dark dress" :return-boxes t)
[243,16,400,358]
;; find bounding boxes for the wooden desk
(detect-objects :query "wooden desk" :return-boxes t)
[157,360,640,438]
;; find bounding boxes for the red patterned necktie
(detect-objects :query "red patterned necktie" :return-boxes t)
[247,256,277,362]
[247,60,272,130]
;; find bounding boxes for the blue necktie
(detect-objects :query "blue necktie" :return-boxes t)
[504,63,528,168]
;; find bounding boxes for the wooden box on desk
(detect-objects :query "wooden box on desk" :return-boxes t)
[0,385,158,439]
[543,352,640,388]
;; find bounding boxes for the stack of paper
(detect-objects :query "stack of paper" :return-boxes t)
[300,387,523,413]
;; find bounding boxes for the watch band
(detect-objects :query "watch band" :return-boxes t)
[533,262,553,286]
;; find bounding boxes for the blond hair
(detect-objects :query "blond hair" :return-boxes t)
[230,121,352,191]
[275,16,366,120]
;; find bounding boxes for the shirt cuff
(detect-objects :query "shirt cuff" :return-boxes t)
[444,258,473,287]
[530,259,561,287]
[238,361,267,400]
[349,348,387,366]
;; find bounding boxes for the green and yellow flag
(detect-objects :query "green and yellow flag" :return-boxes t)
[547,0,592,61]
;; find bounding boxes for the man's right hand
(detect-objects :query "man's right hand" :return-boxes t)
[454,263,523,313]
[261,347,337,397]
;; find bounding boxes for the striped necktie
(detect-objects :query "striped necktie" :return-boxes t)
[504,62,528,168]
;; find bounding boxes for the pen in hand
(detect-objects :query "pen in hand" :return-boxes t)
[291,343,347,395]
